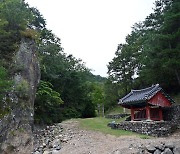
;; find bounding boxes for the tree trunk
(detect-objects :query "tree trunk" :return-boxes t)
[97,104,100,117]
[102,104,104,117]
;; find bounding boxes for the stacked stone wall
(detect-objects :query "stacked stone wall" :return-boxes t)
[162,105,180,128]
[108,121,177,137]
[108,105,180,136]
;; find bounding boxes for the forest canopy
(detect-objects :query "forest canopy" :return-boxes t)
[0,0,179,123]
[107,0,180,100]
[0,0,107,123]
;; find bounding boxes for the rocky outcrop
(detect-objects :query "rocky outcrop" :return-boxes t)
[0,38,40,154]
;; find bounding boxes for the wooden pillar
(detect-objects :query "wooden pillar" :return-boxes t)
[159,107,163,121]
[146,105,151,120]
[131,107,134,121]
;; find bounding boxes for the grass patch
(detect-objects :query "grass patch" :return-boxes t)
[78,117,151,138]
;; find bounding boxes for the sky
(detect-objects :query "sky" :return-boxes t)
[25,0,155,77]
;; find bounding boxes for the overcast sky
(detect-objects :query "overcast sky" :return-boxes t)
[25,0,155,77]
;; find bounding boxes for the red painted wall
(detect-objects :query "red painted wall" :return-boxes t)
[148,92,171,107]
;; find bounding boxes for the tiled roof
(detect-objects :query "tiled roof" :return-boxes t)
[118,84,163,105]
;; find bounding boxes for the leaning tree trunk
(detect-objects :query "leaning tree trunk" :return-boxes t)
[0,38,40,154]
[102,104,104,117]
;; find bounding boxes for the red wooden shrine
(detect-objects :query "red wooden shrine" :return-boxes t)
[118,84,174,121]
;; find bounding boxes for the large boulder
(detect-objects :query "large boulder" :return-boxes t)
[0,38,40,154]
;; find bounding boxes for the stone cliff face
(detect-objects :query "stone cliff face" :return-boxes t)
[0,38,40,154]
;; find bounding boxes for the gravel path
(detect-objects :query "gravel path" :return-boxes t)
[59,120,180,154]
[33,119,180,154]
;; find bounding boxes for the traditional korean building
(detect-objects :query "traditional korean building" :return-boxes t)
[118,84,175,121]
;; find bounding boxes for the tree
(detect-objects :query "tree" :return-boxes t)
[0,0,101,123]
[37,30,97,121]
[0,0,46,65]
[108,32,141,94]
[139,0,180,92]
[108,0,180,96]
[35,80,63,124]
[103,79,120,111]
[0,0,32,61]
[88,82,105,116]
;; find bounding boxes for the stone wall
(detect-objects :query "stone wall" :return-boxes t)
[108,121,177,137]
[162,105,180,128]
[105,114,129,119]
[108,105,180,137]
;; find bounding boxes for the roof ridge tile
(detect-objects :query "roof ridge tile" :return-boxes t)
[118,84,175,106]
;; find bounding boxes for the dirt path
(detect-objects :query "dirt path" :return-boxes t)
[59,120,180,154]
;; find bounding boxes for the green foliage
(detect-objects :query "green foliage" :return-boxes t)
[0,0,100,123]
[0,0,32,61]
[87,82,106,116]
[89,83,105,105]
[0,0,33,30]
[0,107,10,119]
[172,93,180,104]
[34,80,63,124]
[0,67,12,119]
[2,0,178,124]
[105,106,124,115]
[82,101,96,118]
[15,79,29,99]
[108,0,180,97]
[0,0,104,123]
[0,0,45,64]
[0,66,12,102]
[20,29,40,40]
[103,79,120,111]
[36,30,99,122]
[61,107,81,119]
[139,0,180,92]
[37,81,63,104]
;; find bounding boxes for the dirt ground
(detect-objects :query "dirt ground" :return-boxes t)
[58,120,180,154]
